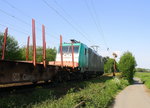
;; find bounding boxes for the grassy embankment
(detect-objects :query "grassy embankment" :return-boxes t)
[135,72,150,89]
[0,75,129,108]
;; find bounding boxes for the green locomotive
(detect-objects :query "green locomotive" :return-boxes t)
[55,40,104,77]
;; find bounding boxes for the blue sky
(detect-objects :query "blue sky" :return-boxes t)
[0,0,150,68]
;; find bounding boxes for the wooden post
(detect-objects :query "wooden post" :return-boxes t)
[1,27,8,60]
[112,53,117,77]
[42,25,46,68]
[60,35,63,68]
[26,36,30,61]
[113,59,116,76]
[32,19,36,66]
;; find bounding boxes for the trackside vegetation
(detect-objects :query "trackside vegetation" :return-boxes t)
[0,34,22,60]
[0,34,56,62]
[104,58,115,73]
[0,76,129,108]
[135,72,150,89]
[104,52,136,84]
[119,52,136,83]
[20,46,56,62]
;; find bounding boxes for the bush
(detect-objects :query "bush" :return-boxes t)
[104,58,114,73]
[119,51,136,83]
[104,58,119,73]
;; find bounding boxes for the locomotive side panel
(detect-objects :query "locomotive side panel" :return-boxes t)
[87,48,104,74]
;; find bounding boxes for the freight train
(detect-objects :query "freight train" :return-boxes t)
[0,39,104,85]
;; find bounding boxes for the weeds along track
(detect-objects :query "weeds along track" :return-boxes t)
[0,82,55,97]
[0,80,82,97]
[0,75,108,98]
[0,75,128,108]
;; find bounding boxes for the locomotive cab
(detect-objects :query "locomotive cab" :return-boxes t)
[55,42,81,67]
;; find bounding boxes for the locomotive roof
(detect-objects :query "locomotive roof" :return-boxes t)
[62,42,103,58]
[62,42,82,46]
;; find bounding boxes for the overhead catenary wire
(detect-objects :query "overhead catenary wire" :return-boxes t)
[0,8,59,48]
[0,8,31,26]
[2,0,47,28]
[53,0,110,54]
[0,23,29,48]
[0,23,43,47]
[85,0,109,51]
[42,0,92,44]
[0,23,59,47]
[2,0,92,44]
[91,0,109,49]
[0,7,45,34]
[90,0,112,57]
[5,21,31,34]
[0,23,29,35]
[1,0,108,50]
[53,0,109,53]
[1,0,60,41]
[85,0,102,42]
[52,0,97,45]
[91,1,112,56]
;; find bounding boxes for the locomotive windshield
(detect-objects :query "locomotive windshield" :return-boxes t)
[59,46,79,53]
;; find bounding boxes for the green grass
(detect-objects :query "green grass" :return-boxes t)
[0,76,129,108]
[135,72,150,88]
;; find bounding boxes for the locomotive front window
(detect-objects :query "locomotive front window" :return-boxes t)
[59,46,79,53]
[74,46,79,53]
[62,46,70,53]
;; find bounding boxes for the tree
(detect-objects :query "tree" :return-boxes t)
[0,34,22,60]
[103,56,110,64]
[136,68,150,72]
[46,47,57,61]
[20,46,57,62]
[119,51,136,83]
[104,58,115,73]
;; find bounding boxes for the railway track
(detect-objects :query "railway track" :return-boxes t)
[0,74,103,98]
[0,81,56,97]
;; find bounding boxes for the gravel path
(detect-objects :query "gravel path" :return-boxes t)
[113,78,150,108]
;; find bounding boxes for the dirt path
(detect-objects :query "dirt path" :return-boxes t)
[113,78,150,108]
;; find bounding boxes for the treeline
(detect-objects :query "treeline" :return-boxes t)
[104,52,137,83]
[136,68,150,72]
[0,34,56,62]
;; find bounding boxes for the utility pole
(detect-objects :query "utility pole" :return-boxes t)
[112,53,117,77]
